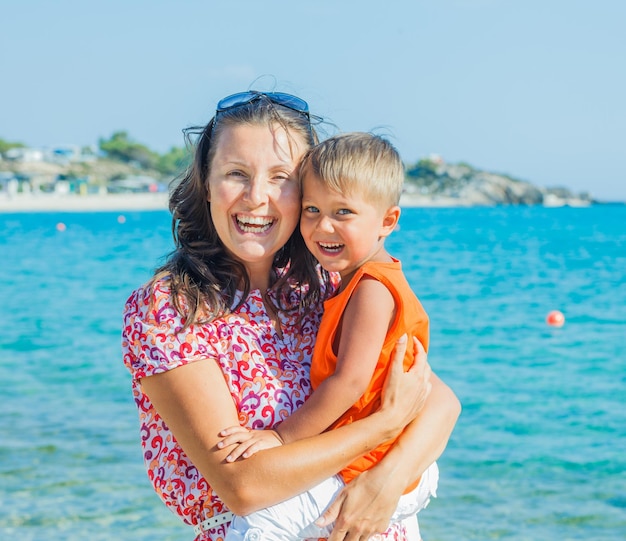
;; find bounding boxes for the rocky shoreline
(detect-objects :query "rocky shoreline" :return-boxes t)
[403,159,595,207]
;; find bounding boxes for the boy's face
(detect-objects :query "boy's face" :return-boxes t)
[300,172,399,282]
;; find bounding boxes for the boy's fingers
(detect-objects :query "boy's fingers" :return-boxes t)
[216,430,252,449]
[218,425,248,436]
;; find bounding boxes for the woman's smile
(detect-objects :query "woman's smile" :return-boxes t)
[233,214,276,234]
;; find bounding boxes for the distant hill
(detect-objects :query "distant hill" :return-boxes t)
[400,157,594,207]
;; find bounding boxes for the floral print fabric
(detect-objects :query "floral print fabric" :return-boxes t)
[122,277,408,541]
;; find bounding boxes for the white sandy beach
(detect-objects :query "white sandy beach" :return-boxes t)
[0,192,170,213]
[0,191,467,213]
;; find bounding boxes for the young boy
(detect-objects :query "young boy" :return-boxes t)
[222,133,439,541]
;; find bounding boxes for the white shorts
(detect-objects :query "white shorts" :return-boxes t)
[225,462,439,541]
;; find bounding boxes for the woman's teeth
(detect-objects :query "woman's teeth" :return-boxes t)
[236,215,274,233]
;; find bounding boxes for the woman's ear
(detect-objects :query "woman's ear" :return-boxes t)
[380,205,401,237]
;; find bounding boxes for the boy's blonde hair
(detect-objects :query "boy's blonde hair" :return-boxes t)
[298,132,405,208]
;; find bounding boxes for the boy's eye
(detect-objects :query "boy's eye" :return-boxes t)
[337,208,353,215]
[303,205,319,213]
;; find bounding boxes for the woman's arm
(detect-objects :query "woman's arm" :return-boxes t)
[139,334,431,517]
[378,371,461,484]
[318,359,461,541]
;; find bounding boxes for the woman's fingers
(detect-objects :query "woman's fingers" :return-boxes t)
[380,335,432,428]
[410,337,432,416]
[410,336,432,405]
[318,469,397,541]
[315,490,343,529]
[319,491,368,541]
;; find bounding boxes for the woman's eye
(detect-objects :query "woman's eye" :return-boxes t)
[273,173,292,182]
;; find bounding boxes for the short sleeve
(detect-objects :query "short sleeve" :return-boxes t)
[121,279,216,380]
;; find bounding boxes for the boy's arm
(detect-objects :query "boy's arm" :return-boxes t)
[277,277,395,443]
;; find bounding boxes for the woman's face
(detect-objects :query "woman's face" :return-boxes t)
[208,122,307,285]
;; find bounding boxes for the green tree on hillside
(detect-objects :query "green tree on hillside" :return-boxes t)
[98,131,190,176]
[98,131,159,170]
[156,146,191,176]
[405,157,440,180]
[0,138,26,155]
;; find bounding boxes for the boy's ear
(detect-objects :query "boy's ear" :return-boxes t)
[380,205,401,237]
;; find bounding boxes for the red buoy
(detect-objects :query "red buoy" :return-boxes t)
[546,310,565,327]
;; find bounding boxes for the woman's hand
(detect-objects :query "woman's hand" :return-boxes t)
[378,335,432,433]
[317,465,405,541]
[314,336,432,540]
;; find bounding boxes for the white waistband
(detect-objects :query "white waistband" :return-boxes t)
[193,511,235,536]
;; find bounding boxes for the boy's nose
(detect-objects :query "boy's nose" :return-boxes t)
[317,215,334,233]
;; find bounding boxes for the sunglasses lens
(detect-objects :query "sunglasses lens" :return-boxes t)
[216,91,309,115]
[266,92,309,114]
[216,92,256,112]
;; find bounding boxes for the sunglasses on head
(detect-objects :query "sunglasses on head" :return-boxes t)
[216,91,310,119]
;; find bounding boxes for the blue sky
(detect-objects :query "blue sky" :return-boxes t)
[2,0,625,201]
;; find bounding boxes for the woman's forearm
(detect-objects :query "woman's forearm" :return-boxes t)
[140,348,426,516]
[222,410,403,514]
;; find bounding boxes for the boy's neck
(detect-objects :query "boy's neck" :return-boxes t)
[338,244,394,288]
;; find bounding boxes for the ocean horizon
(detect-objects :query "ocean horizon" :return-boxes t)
[1,206,624,540]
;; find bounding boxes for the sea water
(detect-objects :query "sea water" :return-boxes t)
[0,206,624,541]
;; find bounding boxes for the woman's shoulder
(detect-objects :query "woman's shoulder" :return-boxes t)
[122,275,218,378]
[124,275,175,322]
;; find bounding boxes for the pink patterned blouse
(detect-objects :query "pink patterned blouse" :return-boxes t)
[122,277,409,541]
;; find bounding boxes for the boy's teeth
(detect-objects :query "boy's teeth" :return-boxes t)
[319,242,343,252]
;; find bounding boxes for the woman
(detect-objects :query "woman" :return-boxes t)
[122,91,460,541]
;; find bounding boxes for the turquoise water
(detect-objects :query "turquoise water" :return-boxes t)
[1,206,624,540]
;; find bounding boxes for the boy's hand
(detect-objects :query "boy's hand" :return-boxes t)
[217,426,284,462]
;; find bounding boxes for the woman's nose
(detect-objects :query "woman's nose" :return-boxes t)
[243,178,268,206]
